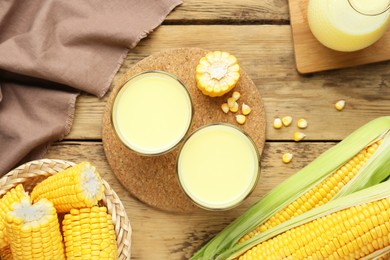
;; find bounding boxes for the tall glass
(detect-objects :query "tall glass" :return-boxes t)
[307,0,390,52]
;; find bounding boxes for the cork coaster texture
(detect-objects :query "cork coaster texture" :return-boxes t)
[102,48,266,213]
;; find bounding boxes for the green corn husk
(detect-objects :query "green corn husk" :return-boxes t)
[220,180,390,260]
[192,116,390,260]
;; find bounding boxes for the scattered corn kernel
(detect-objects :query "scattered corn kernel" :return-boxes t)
[227,97,236,108]
[297,118,308,129]
[335,100,346,111]
[236,115,246,125]
[232,91,241,101]
[294,132,306,141]
[230,102,239,113]
[273,118,283,129]
[221,103,230,114]
[242,103,251,116]
[282,116,293,127]
[282,153,293,163]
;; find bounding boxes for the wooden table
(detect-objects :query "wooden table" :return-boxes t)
[45,1,390,259]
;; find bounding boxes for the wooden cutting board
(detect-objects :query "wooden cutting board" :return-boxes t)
[289,0,390,74]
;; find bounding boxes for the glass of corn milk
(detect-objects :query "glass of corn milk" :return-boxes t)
[111,71,193,156]
[176,123,260,210]
[307,0,390,52]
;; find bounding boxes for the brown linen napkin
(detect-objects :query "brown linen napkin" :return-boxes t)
[0,0,182,175]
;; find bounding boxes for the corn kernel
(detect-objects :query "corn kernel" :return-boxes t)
[230,102,239,113]
[282,153,293,163]
[232,91,241,101]
[242,103,251,116]
[227,97,236,108]
[294,132,306,141]
[282,116,293,127]
[273,118,283,129]
[335,100,346,111]
[297,118,308,129]
[236,115,246,125]
[221,103,229,114]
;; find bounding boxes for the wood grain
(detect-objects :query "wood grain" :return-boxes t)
[67,25,390,141]
[46,141,334,259]
[166,0,289,23]
[289,0,390,74]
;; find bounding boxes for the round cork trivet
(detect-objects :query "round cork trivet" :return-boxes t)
[102,48,266,213]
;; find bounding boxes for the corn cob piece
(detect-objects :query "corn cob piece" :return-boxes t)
[5,197,65,260]
[239,139,382,243]
[0,184,28,250]
[196,51,240,97]
[62,206,117,259]
[192,116,390,260]
[31,162,104,213]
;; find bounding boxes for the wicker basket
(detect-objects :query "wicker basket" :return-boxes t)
[0,159,132,260]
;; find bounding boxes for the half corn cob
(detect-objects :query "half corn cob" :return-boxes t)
[196,51,240,97]
[192,116,390,259]
[0,184,28,250]
[223,181,390,260]
[62,206,117,259]
[5,197,65,260]
[31,161,104,213]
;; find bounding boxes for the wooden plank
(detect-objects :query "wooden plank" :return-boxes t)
[289,0,390,74]
[166,0,289,23]
[67,25,390,141]
[46,141,335,259]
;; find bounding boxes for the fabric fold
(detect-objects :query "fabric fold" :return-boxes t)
[0,0,182,176]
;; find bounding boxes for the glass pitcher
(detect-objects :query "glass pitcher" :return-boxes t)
[307,0,390,52]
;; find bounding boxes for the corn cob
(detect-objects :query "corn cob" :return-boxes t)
[31,162,104,213]
[5,197,65,260]
[192,116,390,259]
[221,180,390,260]
[196,51,240,97]
[239,139,382,243]
[239,197,390,259]
[62,206,117,259]
[0,184,28,250]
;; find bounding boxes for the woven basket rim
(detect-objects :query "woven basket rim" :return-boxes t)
[0,158,132,260]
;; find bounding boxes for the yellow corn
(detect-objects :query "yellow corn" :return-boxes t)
[294,132,306,141]
[273,118,283,129]
[282,153,293,164]
[0,184,28,250]
[221,103,230,114]
[297,118,308,129]
[5,197,65,260]
[241,103,251,116]
[62,206,117,259]
[232,91,241,101]
[282,116,293,127]
[236,115,246,125]
[230,102,239,113]
[196,51,240,97]
[239,197,390,259]
[335,100,346,111]
[227,97,236,108]
[239,140,382,243]
[31,162,104,213]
